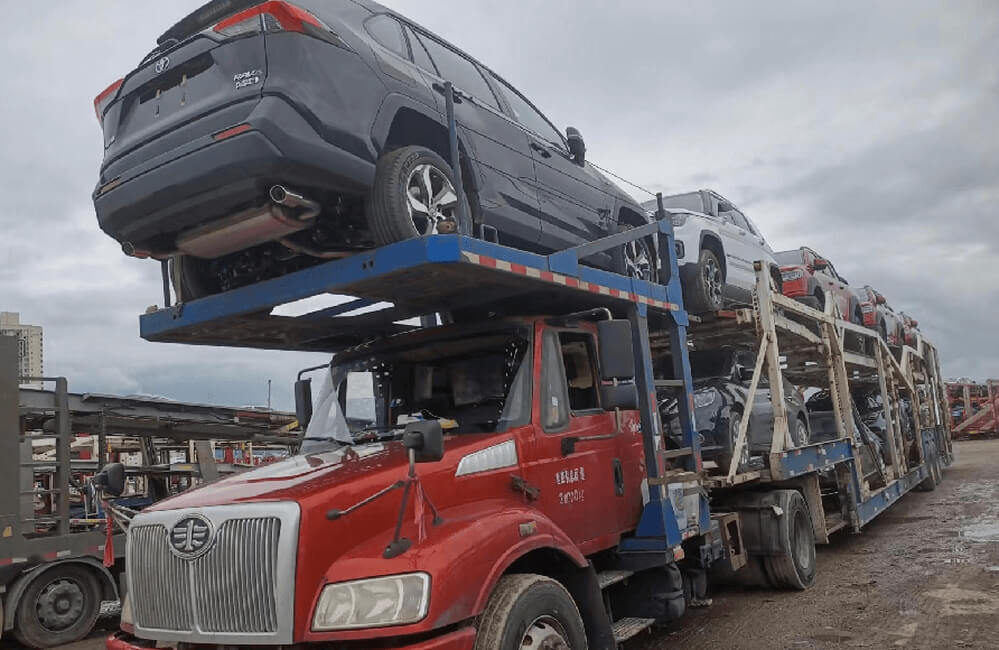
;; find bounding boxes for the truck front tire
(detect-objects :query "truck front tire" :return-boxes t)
[475,574,588,650]
[13,564,102,649]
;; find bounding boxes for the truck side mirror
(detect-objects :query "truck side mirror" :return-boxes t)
[93,462,125,497]
[597,320,634,381]
[875,294,886,305]
[294,378,313,429]
[812,259,828,271]
[566,127,586,164]
[402,420,444,463]
[601,383,639,411]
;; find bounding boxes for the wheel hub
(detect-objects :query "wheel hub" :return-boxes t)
[521,616,571,650]
[406,164,459,235]
[624,238,654,281]
[704,259,722,303]
[35,578,85,632]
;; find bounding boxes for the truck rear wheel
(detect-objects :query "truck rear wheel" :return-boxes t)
[13,564,102,649]
[475,574,587,650]
[762,490,816,590]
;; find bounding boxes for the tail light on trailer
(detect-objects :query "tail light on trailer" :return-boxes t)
[94,78,124,125]
[212,1,349,48]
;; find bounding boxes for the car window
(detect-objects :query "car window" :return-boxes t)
[541,331,570,431]
[413,32,501,110]
[775,250,805,266]
[403,25,437,74]
[491,75,566,148]
[557,332,600,412]
[726,209,752,232]
[739,212,759,235]
[365,15,408,58]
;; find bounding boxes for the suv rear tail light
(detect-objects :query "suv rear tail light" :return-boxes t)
[212,1,349,47]
[94,78,124,125]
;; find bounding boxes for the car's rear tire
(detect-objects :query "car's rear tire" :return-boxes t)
[683,248,725,314]
[367,146,470,246]
[13,564,102,649]
[474,574,587,650]
[796,295,822,311]
[170,255,217,302]
[717,408,748,474]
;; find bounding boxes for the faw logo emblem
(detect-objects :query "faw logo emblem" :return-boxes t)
[169,516,213,558]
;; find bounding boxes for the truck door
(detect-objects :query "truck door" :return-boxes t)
[526,326,629,546]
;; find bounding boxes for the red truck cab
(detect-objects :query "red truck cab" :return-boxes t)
[109,315,664,649]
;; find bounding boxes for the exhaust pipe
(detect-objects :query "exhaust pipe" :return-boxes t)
[176,186,321,259]
[270,185,320,219]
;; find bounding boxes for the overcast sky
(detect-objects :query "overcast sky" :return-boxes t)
[1,1,996,409]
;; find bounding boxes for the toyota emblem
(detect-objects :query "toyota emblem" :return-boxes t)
[154,56,170,74]
[169,515,213,558]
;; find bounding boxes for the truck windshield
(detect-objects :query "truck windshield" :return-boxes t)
[302,332,532,452]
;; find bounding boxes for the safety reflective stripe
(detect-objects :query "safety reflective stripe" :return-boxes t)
[462,252,679,312]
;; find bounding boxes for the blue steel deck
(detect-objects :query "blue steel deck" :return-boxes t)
[140,235,687,352]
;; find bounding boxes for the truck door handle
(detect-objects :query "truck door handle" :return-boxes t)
[530,142,552,158]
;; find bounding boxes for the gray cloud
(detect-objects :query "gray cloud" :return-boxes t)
[1,0,996,411]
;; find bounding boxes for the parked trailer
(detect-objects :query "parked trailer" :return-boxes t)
[0,341,300,648]
[108,217,950,648]
[947,379,999,437]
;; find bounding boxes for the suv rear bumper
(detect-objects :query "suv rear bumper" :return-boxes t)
[94,96,377,251]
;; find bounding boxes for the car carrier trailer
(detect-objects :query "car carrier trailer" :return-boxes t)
[106,208,951,648]
[0,340,300,648]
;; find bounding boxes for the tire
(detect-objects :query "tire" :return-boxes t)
[792,416,809,448]
[851,306,864,325]
[614,229,658,282]
[13,564,102,648]
[761,490,816,590]
[796,295,822,311]
[917,445,941,491]
[169,255,216,302]
[367,146,470,246]
[474,574,587,650]
[878,320,888,341]
[682,248,725,314]
[717,408,748,474]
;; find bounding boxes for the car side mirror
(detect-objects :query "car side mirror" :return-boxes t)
[601,383,639,411]
[875,295,886,305]
[812,259,828,271]
[566,126,586,164]
[736,365,754,382]
[93,462,126,497]
[294,378,313,429]
[597,320,634,381]
[402,420,444,463]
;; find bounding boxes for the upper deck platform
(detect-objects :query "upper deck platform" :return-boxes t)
[140,232,687,353]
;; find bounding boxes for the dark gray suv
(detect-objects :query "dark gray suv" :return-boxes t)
[93,0,655,298]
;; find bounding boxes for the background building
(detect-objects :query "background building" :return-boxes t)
[0,312,43,388]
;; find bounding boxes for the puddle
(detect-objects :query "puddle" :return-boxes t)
[961,521,999,542]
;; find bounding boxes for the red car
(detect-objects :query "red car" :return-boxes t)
[854,285,904,344]
[901,311,921,346]
[775,247,863,323]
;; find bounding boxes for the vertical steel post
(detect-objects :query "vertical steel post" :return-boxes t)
[444,81,472,236]
[98,411,107,470]
[0,337,19,533]
[54,377,71,535]
[628,303,666,502]
[160,259,172,308]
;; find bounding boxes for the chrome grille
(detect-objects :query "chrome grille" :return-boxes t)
[193,518,280,633]
[128,504,297,644]
[129,525,193,630]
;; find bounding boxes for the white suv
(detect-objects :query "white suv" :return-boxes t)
[642,189,781,314]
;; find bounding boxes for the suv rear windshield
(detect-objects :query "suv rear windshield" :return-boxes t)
[775,250,805,266]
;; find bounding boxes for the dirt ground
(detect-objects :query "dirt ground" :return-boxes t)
[636,438,999,650]
[13,439,999,650]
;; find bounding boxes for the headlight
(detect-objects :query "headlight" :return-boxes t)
[861,304,875,313]
[312,573,430,631]
[693,390,718,409]
[671,213,688,227]
[781,269,804,281]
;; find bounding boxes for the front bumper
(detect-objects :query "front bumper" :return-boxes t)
[107,627,476,650]
[781,277,808,298]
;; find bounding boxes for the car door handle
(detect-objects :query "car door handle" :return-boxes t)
[530,142,552,158]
